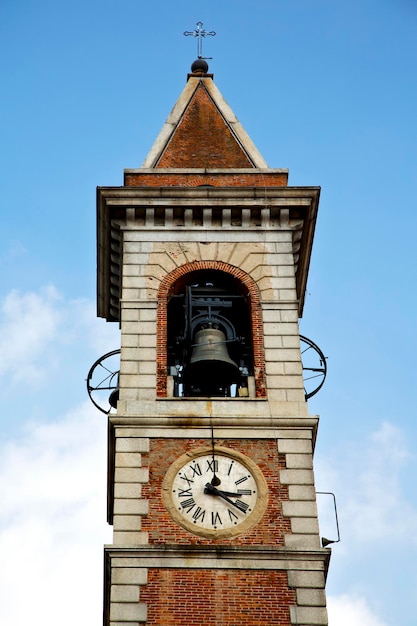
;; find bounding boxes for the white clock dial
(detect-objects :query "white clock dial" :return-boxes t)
[162,446,268,539]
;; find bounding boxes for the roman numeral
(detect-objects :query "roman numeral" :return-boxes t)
[180,497,196,511]
[192,507,205,522]
[177,487,193,498]
[211,511,222,526]
[237,489,252,496]
[235,475,249,485]
[190,462,202,477]
[227,461,234,476]
[234,500,249,513]
[206,459,218,473]
[179,472,194,487]
[228,509,239,523]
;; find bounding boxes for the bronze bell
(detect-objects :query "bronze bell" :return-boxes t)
[187,327,239,394]
[109,387,119,409]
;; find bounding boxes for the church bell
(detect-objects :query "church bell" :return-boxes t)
[186,327,239,395]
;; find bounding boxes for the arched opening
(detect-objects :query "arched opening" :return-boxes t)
[167,269,253,397]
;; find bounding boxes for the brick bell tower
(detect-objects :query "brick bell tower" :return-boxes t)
[95,57,330,625]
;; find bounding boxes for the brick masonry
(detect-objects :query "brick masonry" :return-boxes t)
[141,438,291,546]
[141,569,296,625]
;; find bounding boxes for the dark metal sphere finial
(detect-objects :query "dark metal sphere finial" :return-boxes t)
[191,58,209,74]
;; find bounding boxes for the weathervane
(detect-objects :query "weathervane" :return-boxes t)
[184,21,216,59]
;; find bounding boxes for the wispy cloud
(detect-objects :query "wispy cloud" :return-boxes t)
[0,286,62,384]
[0,286,119,390]
[0,401,112,626]
[317,421,417,543]
[328,594,388,626]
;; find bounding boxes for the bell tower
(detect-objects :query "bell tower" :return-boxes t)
[93,57,330,625]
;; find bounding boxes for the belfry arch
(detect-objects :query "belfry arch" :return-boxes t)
[156,261,266,398]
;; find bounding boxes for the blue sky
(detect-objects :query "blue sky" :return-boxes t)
[1,1,416,624]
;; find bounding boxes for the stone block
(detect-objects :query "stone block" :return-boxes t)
[121,321,142,335]
[291,517,320,534]
[267,375,304,390]
[122,288,141,302]
[281,469,315,488]
[285,454,313,469]
[111,567,148,585]
[111,585,140,603]
[113,515,142,531]
[114,467,149,483]
[288,485,316,501]
[279,288,297,301]
[284,533,321,549]
[282,501,318,517]
[113,531,149,545]
[119,347,140,361]
[115,438,149,453]
[264,348,300,361]
[120,361,140,375]
[291,517,319,535]
[122,374,154,389]
[138,335,156,348]
[279,309,299,322]
[284,361,303,375]
[290,606,328,625]
[138,348,157,363]
[275,276,297,290]
[121,309,140,322]
[287,570,325,589]
[137,321,156,335]
[122,251,149,264]
[121,335,140,348]
[265,388,287,402]
[286,388,306,402]
[282,335,301,348]
[122,265,140,277]
[265,361,285,375]
[110,602,147,622]
[138,360,156,374]
[113,499,149,515]
[115,452,142,468]
[278,265,296,278]
[139,308,157,322]
[278,439,312,454]
[296,588,327,607]
[114,483,142,498]
[263,334,284,349]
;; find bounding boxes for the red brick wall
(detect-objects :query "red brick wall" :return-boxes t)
[141,569,296,625]
[124,171,288,187]
[156,261,267,398]
[141,438,291,546]
[155,82,254,168]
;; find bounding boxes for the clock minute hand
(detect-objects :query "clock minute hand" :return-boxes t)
[204,483,243,510]
[217,489,245,498]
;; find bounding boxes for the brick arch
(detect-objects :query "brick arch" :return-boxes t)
[156,261,266,398]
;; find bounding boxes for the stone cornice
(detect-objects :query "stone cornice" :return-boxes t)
[97,184,320,321]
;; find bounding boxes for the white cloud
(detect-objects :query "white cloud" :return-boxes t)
[328,594,388,626]
[0,286,119,390]
[316,421,417,543]
[0,285,62,384]
[0,401,112,626]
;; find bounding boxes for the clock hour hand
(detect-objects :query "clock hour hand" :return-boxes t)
[204,483,245,510]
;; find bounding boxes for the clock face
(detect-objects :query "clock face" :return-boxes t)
[162,446,268,539]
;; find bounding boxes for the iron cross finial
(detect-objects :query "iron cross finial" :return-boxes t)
[184,21,216,59]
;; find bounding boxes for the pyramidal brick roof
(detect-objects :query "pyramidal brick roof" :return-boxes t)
[142,73,268,169]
